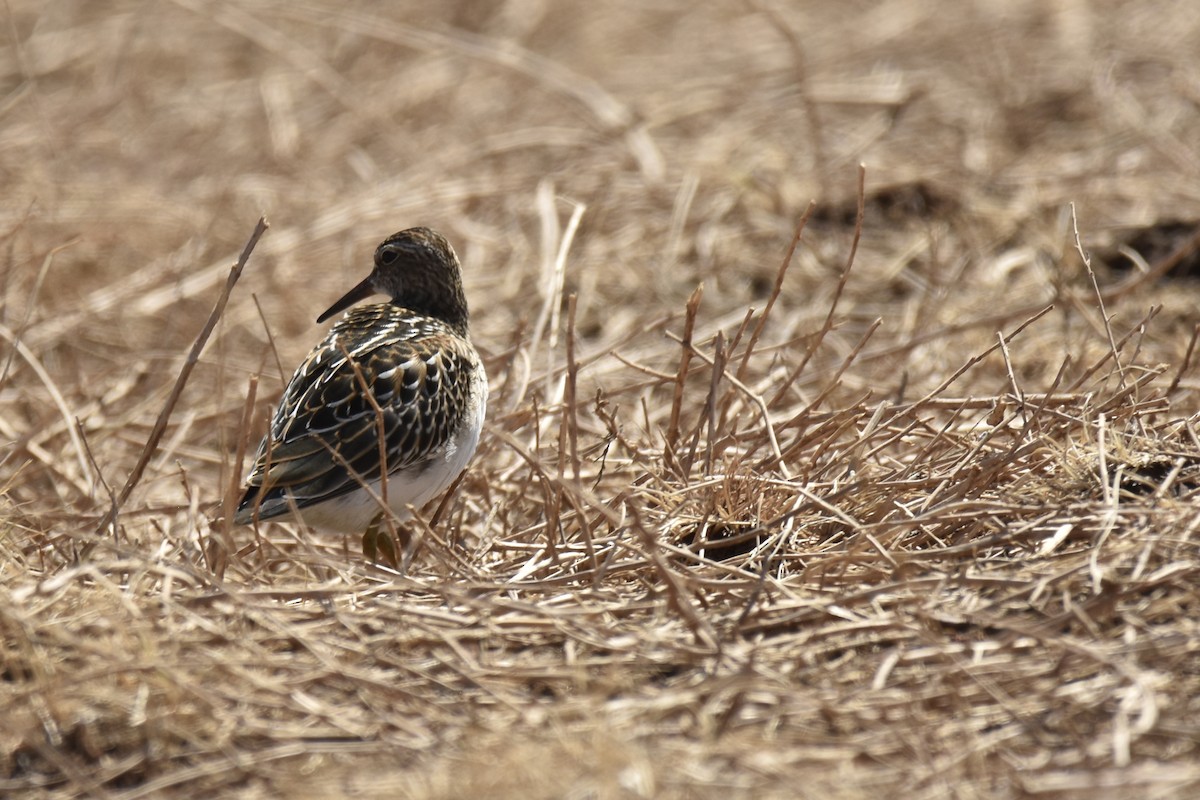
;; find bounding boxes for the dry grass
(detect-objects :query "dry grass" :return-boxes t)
[4,1,1200,797]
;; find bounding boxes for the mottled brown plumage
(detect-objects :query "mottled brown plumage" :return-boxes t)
[235,228,487,533]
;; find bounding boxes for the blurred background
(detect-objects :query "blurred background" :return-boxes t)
[6,0,1199,520]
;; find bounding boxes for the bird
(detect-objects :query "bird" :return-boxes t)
[234,227,487,549]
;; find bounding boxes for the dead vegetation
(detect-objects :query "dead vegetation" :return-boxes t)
[3,1,1200,797]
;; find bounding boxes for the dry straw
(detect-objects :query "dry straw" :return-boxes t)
[3,1,1200,798]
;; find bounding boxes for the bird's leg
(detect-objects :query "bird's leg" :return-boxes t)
[362,512,399,569]
[399,521,423,572]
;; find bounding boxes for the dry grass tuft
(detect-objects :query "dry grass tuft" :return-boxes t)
[4,1,1200,797]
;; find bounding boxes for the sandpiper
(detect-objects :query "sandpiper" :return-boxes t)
[234,227,487,541]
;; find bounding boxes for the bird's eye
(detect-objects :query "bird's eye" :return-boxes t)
[379,246,400,265]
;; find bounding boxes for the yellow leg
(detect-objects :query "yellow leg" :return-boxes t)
[361,513,399,568]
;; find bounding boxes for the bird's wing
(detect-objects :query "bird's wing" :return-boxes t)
[236,308,476,520]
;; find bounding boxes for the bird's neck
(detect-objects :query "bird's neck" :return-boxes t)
[394,282,470,337]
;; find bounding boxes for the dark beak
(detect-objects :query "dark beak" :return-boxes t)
[316,276,376,323]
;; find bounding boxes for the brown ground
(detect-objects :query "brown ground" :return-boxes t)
[4,1,1200,798]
